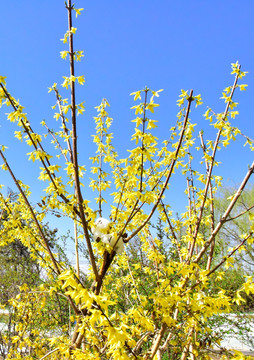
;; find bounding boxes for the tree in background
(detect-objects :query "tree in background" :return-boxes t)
[0,1,254,359]
[0,191,58,304]
[0,191,74,359]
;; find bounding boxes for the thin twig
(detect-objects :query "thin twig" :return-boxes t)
[140,89,148,193]
[54,86,74,162]
[127,259,142,303]
[224,204,254,222]
[44,122,69,162]
[199,131,215,270]
[160,200,183,262]
[186,177,194,254]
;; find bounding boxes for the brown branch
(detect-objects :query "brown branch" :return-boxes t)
[199,131,215,270]
[53,87,74,163]
[207,232,253,278]
[117,91,186,238]
[195,159,254,264]
[0,82,81,218]
[160,200,183,262]
[185,232,253,296]
[126,90,194,242]
[133,331,153,354]
[140,89,149,193]
[97,103,106,218]
[46,95,81,278]
[39,348,59,360]
[145,323,167,360]
[0,84,56,178]
[186,177,194,255]
[180,326,195,360]
[127,259,142,303]
[160,308,179,353]
[112,177,127,222]
[224,204,254,222]
[44,122,69,162]
[111,89,149,227]
[66,0,98,282]
[52,87,81,279]
[2,85,83,284]
[190,67,241,253]
[188,152,197,213]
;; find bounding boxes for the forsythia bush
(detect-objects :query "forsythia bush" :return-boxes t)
[0,1,254,359]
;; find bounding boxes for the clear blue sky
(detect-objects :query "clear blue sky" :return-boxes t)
[0,1,253,239]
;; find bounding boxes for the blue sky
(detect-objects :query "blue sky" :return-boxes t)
[0,1,254,243]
